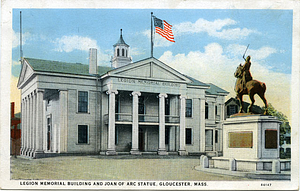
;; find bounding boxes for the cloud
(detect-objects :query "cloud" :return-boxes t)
[173,18,258,40]
[225,44,277,60]
[142,18,258,47]
[54,35,99,52]
[12,30,31,49]
[130,47,145,56]
[12,60,21,67]
[159,43,291,119]
[53,35,112,66]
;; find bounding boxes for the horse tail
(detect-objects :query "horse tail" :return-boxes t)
[261,82,266,93]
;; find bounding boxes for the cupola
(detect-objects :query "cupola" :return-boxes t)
[111,29,132,68]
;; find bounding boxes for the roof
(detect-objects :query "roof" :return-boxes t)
[205,83,229,95]
[183,75,210,87]
[225,97,264,114]
[24,57,228,96]
[113,33,129,47]
[24,58,113,76]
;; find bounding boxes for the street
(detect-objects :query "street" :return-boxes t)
[10,155,251,180]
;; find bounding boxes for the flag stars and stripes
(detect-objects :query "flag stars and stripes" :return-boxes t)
[154,17,175,43]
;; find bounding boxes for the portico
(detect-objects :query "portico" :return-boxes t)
[103,74,190,155]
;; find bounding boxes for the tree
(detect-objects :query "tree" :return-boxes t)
[263,103,291,135]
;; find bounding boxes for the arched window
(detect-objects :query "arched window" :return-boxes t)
[205,102,209,119]
[126,50,128,57]
[122,49,125,56]
[117,48,120,56]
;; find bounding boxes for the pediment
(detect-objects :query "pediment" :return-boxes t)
[108,57,192,83]
[17,59,34,88]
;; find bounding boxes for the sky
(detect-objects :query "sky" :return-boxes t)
[11,9,293,119]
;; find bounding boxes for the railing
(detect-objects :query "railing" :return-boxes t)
[116,113,132,122]
[165,115,180,123]
[104,113,180,124]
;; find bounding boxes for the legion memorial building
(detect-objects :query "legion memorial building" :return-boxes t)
[17,32,228,158]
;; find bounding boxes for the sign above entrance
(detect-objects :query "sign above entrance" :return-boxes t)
[117,78,181,87]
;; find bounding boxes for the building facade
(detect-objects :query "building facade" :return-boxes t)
[17,32,228,158]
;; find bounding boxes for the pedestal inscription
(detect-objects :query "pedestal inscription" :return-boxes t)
[229,131,253,148]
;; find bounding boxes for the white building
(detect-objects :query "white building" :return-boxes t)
[17,31,228,158]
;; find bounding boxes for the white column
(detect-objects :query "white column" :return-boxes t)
[25,97,29,154]
[179,95,187,155]
[208,101,216,121]
[158,93,168,155]
[34,89,44,157]
[32,91,36,153]
[59,90,68,153]
[30,92,34,156]
[130,91,141,155]
[200,98,206,152]
[27,94,31,156]
[43,100,47,151]
[53,124,57,152]
[21,99,25,155]
[106,90,118,155]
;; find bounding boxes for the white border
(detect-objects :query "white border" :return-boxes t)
[1,0,299,190]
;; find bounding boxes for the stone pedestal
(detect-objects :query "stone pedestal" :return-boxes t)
[223,115,280,160]
[210,115,288,173]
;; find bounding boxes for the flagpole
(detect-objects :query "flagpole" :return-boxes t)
[151,12,153,58]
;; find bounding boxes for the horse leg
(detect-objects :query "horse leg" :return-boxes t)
[258,92,268,114]
[248,92,255,113]
[237,93,244,113]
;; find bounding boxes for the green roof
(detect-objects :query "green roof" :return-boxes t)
[25,58,113,76]
[183,75,210,87]
[206,83,229,95]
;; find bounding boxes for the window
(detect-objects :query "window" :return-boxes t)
[115,127,118,145]
[117,48,120,56]
[186,128,192,144]
[227,105,238,116]
[165,127,170,144]
[138,96,145,121]
[78,125,88,144]
[47,115,52,151]
[186,99,192,117]
[205,102,208,119]
[286,137,291,144]
[165,98,170,116]
[122,49,125,56]
[115,94,119,120]
[215,105,218,115]
[215,130,218,143]
[78,91,88,113]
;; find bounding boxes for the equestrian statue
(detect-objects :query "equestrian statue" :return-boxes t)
[234,45,268,114]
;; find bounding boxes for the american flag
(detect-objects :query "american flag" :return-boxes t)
[153,16,175,43]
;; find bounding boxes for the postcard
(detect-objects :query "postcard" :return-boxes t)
[1,0,299,190]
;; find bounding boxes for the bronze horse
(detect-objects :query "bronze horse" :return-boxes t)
[234,64,268,114]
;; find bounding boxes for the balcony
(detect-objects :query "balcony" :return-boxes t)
[104,113,180,125]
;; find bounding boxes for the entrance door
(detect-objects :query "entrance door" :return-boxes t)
[205,130,213,151]
[139,128,144,151]
[47,115,52,151]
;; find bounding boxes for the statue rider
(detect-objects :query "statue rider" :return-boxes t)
[240,55,253,92]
